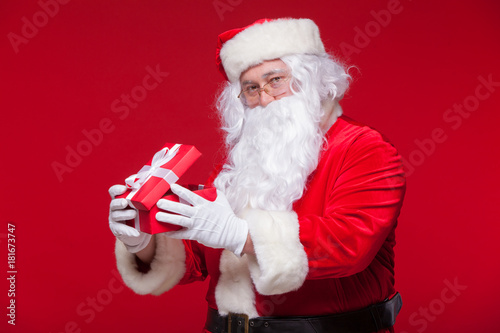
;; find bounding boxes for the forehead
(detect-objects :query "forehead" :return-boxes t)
[239,59,288,83]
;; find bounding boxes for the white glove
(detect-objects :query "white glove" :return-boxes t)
[156,184,248,256]
[108,184,152,253]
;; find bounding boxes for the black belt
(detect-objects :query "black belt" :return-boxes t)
[205,292,402,333]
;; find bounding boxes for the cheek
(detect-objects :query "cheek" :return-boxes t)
[242,97,259,109]
[275,86,294,101]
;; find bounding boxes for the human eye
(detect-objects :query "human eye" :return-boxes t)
[245,85,259,94]
[269,76,285,87]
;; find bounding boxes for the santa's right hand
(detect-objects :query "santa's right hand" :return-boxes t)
[108,184,151,253]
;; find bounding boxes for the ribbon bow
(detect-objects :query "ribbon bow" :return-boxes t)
[125,144,181,190]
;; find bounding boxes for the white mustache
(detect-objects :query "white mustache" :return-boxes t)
[214,94,324,213]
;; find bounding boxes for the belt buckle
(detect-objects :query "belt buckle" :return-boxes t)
[228,312,249,333]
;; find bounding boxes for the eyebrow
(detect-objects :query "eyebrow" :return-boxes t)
[241,68,288,86]
[262,68,287,78]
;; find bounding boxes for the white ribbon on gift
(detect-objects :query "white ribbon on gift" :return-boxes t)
[124,144,182,216]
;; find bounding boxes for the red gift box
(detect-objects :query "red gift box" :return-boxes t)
[120,143,201,211]
[125,186,217,234]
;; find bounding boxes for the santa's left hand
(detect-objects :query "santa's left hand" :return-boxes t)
[156,184,248,256]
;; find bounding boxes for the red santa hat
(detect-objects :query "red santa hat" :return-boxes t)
[216,18,326,82]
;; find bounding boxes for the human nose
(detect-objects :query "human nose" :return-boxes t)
[258,89,275,107]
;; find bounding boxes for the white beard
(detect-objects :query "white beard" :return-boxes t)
[214,94,325,214]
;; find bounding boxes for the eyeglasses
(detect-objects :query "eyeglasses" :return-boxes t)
[238,75,291,103]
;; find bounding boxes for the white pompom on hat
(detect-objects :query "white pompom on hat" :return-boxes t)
[216,18,326,82]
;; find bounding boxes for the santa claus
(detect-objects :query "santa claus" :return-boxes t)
[109,18,406,333]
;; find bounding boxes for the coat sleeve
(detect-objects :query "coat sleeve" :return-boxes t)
[243,209,309,296]
[299,131,406,279]
[115,234,207,295]
[209,159,308,295]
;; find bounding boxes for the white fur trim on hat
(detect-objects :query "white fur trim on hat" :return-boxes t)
[115,234,186,295]
[243,209,309,295]
[220,18,325,82]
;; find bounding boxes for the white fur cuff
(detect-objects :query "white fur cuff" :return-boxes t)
[115,234,186,295]
[243,209,308,295]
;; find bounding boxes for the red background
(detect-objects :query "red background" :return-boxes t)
[1,0,499,332]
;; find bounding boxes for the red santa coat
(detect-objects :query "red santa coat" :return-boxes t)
[115,115,406,332]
